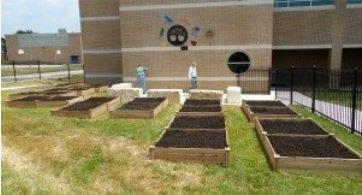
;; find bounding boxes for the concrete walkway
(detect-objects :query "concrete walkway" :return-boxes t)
[2,70,83,82]
[277,90,362,133]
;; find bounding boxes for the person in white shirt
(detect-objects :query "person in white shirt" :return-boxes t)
[188,61,198,89]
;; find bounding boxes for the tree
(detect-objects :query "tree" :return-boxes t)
[16,30,34,34]
[1,37,7,61]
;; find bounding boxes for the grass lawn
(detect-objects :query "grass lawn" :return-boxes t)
[1,90,362,194]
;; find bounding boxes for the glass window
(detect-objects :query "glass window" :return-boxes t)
[347,0,362,4]
[274,0,335,8]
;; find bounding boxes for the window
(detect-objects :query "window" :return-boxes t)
[347,0,362,4]
[227,52,251,74]
[274,0,334,8]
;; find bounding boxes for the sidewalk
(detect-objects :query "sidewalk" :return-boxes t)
[277,90,362,133]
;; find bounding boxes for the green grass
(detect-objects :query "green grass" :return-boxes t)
[2,90,362,194]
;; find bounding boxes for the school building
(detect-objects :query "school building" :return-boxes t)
[5,29,83,65]
[79,0,362,92]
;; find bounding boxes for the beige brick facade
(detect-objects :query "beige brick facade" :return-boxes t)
[5,32,83,65]
[79,0,362,91]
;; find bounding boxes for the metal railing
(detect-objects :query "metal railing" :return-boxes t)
[2,60,84,83]
[274,67,362,135]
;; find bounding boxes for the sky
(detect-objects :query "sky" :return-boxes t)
[1,0,81,36]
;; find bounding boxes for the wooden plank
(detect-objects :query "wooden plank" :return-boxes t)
[5,99,38,108]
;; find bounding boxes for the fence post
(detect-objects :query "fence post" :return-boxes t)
[290,66,294,105]
[67,64,71,83]
[12,60,18,82]
[312,65,316,113]
[37,61,41,80]
[83,64,86,84]
[351,68,357,134]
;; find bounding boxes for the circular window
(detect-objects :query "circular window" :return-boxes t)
[167,25,188,46]
[227,52,251,74]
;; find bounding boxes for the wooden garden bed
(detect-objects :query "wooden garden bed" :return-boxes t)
[51,97,120,119]
[242,100,286,108]
[242,106,299,122]
[149,129,230,165]
[6,95,50,108]
[258,134,362,174]
[110,97,168,119]
[255,118,329,136]
[168,113,226,131]
[180,99,222,114]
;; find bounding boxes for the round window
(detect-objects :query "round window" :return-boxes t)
[227,52,251,74]
[167,25,188,46]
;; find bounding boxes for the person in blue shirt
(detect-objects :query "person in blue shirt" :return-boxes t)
[136,64,148,93]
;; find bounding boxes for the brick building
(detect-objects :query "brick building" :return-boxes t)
[5,29,83,65]
[79,0,362,91]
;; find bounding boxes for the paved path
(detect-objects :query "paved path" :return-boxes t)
[277,90,362,133]
[1,70,83,83]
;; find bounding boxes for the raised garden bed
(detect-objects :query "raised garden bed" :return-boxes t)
[51,97,120,119]
[169,113,225,130]
[8,91,45,99]
[180,99,222,114]
[36,96,84,108]
[42,89,78,96]
[243,106,299,122]
[243,100,286,107]
[260,134,362,173]
[150,129,230,165]
[110,97,168,119]
[6,95,51,108]
[255,118,329,136]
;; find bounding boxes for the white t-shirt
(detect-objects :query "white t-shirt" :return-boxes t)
[188,66,197,79]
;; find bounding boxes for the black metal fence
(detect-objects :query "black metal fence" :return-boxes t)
[274,67,362,135]
[2,60,84,83]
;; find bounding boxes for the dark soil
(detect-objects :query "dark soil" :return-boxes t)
[156,130,227,149]
[268,135,360,159]
[43,89,74,95]
[259,119,328,135]
[184,99,220,106]
[244,100,286,107]
[132,97,166,103]
[19,95,53,101]
[120,98,166,110]
[250,107,296,115]
[121,102,160,110]
[180,105,221,112]
[47,96,78,101]
[63,97,114,111]
[170,115,225,129]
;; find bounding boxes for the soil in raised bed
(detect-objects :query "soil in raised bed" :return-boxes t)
[180,105,221,112]
[47,96,79,101]
[244,100,286,107]
[268,135,360,159]
[259,119,328,135]
[121,102,161,110]
[156,130,227,149]
[18,95,53,101]
[131,97,166,103]
[170,115,225,129]
[250,107,296,115]
[63,97,114,111]
[184,99,220,106]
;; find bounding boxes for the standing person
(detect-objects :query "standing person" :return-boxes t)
[188,61,198,90]
[136,64,148,93]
